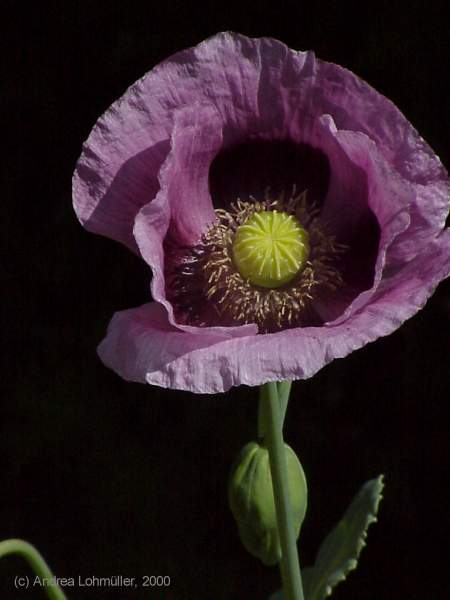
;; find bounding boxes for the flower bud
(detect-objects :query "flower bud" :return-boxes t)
[228,441,307,565]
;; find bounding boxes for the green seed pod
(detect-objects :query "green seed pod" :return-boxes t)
[228,441,307,566]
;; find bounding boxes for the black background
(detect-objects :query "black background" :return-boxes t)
[2,1,449,599]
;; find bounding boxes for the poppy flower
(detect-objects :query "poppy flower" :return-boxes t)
[73,32,450,393]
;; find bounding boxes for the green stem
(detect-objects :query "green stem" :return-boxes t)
[277,381,292,428]
[258,390,269,439]
[260,383,304,600]
[0,539,67,600]
[258,380,292,439]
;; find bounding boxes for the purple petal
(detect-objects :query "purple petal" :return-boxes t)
[158,103,219,245]
[387,178,450,265]
[98,231,450,393]
[314,117,413,323]
[133,103,257,337]
[73,125,169,253]
[97,302,230,385]
[72,33,264,248]
[75,32,450,393]
[73,32,448,251]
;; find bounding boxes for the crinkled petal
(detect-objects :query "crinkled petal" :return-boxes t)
[133,103,257,337]
[75,32,450,393]
[72,33,264,248]
[158,103,218,245]
[73,133,169,253]
[97,303,231,385]
[317,116,412,238]
[313,117,413,323]
[98,231,449,394]
[386,180,450,265]
[266,43,449,221]
[73,32,449,252]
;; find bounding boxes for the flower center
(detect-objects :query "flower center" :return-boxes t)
[166,188,346,332]
[232,211,310,288]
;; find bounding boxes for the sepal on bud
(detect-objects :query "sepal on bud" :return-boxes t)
[228,441,307,565]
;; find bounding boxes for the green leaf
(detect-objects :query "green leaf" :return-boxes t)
[268,475,384,600]
[304,475,384,600]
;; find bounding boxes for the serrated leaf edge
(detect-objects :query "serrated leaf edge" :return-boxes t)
[307,474,384,600]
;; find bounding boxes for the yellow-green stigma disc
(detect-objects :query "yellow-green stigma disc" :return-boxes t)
[232,210,310,288]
